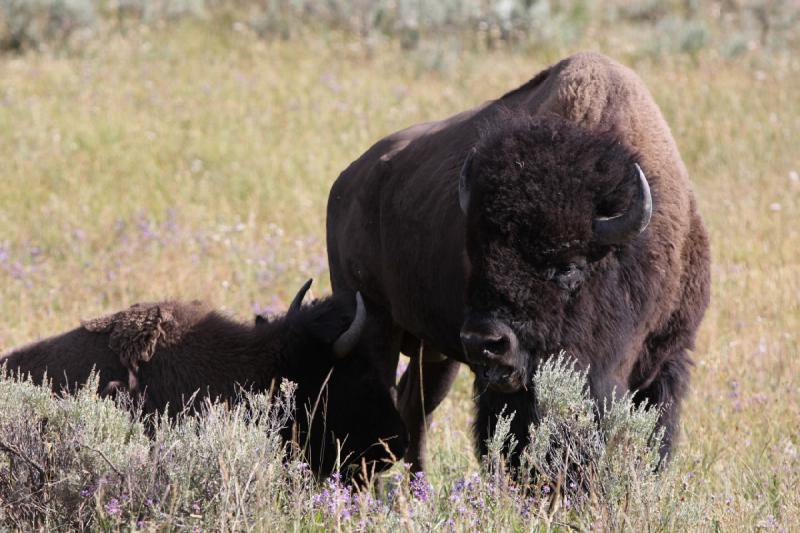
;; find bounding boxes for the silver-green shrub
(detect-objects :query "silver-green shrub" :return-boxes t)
[0,0,96,51]
[0,356,707,530]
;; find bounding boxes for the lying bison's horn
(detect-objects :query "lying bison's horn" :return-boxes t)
[289,278,313,315]
[459,148,476,214]
[333,292,366,358]
[592,163,652,246]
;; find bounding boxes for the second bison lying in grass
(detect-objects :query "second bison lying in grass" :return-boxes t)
[0,280,408,480]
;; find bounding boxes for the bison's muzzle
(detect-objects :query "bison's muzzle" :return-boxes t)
[460,317,527,393]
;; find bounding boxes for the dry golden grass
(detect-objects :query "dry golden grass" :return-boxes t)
[1,21,798,529]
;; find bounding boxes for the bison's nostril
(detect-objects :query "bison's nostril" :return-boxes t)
[461,332,511,363]
[481,337,510,355]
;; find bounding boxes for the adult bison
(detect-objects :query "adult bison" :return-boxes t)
[1,281,408,480]
[327,52,710,470]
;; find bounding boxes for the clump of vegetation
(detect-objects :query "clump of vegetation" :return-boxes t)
[0,0,96,51]
[2,0,798,57]
[1,355,702,530]
[0,369,304,530]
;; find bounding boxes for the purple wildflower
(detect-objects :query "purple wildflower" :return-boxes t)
[312,475,356,522]
[104,497,121,516]
[410,472,432,502]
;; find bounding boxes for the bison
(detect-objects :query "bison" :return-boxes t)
[0,280,409,479]
[327,52,710,471]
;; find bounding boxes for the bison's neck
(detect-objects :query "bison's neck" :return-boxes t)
[247,319,292,384]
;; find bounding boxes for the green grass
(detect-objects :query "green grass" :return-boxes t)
[1,19,799,530]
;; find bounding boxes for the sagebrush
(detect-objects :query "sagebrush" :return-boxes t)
[1,355,698,530]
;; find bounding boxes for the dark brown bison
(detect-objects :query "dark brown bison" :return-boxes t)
[327,52,710,470]
[0,280,408,479]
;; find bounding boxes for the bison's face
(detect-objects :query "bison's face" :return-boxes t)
[457,116,651,393]
[279,286,407,481]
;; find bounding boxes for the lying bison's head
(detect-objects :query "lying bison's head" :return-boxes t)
[457,115,652,393]
[274,281,408,480]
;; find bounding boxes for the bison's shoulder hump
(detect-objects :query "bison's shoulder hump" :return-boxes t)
[81,301,205,372]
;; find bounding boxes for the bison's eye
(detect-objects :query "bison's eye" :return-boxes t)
[555,264,585,291]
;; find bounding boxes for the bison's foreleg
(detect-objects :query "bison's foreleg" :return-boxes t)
[472,385,535,469]
[397,345,460,472]
[633,355,691,466]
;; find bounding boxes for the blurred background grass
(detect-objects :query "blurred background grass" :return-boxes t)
[1,0,799,529]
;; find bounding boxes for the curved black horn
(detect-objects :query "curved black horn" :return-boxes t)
[593,163,652,246]
[289,278,313,315]
[333,292,366,358]
[459,148,476,214]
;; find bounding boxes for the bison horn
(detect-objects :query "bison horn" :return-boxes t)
[592,163,652,246]
[289,278,313,315]
[333,292,366,358]
[459,148,476,214]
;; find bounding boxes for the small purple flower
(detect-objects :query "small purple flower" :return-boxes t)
[79,486,94,498]
[312,475,356,521]
[9,262,26,280]
[410,472,432,502]
[541,484,551,495]
[135,211,157,241]
[104,497,121,516]
[163,208,180,237]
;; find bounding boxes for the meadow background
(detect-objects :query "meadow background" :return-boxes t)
[1,0,798,530]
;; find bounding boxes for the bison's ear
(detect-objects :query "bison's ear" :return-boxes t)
[332,292,366,359]
[459,148,476,214]
[254,314,267,325]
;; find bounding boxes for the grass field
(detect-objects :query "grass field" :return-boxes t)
[1,18,799,530]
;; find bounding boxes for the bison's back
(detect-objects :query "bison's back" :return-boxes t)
[0,300,218,398]
[0,327,126,394]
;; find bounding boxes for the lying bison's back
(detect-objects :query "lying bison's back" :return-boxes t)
[0,327,126,393]
[0,300,215,395]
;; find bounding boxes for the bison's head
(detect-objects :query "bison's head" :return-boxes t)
[457,115,652,393]
[276,281,408,481]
